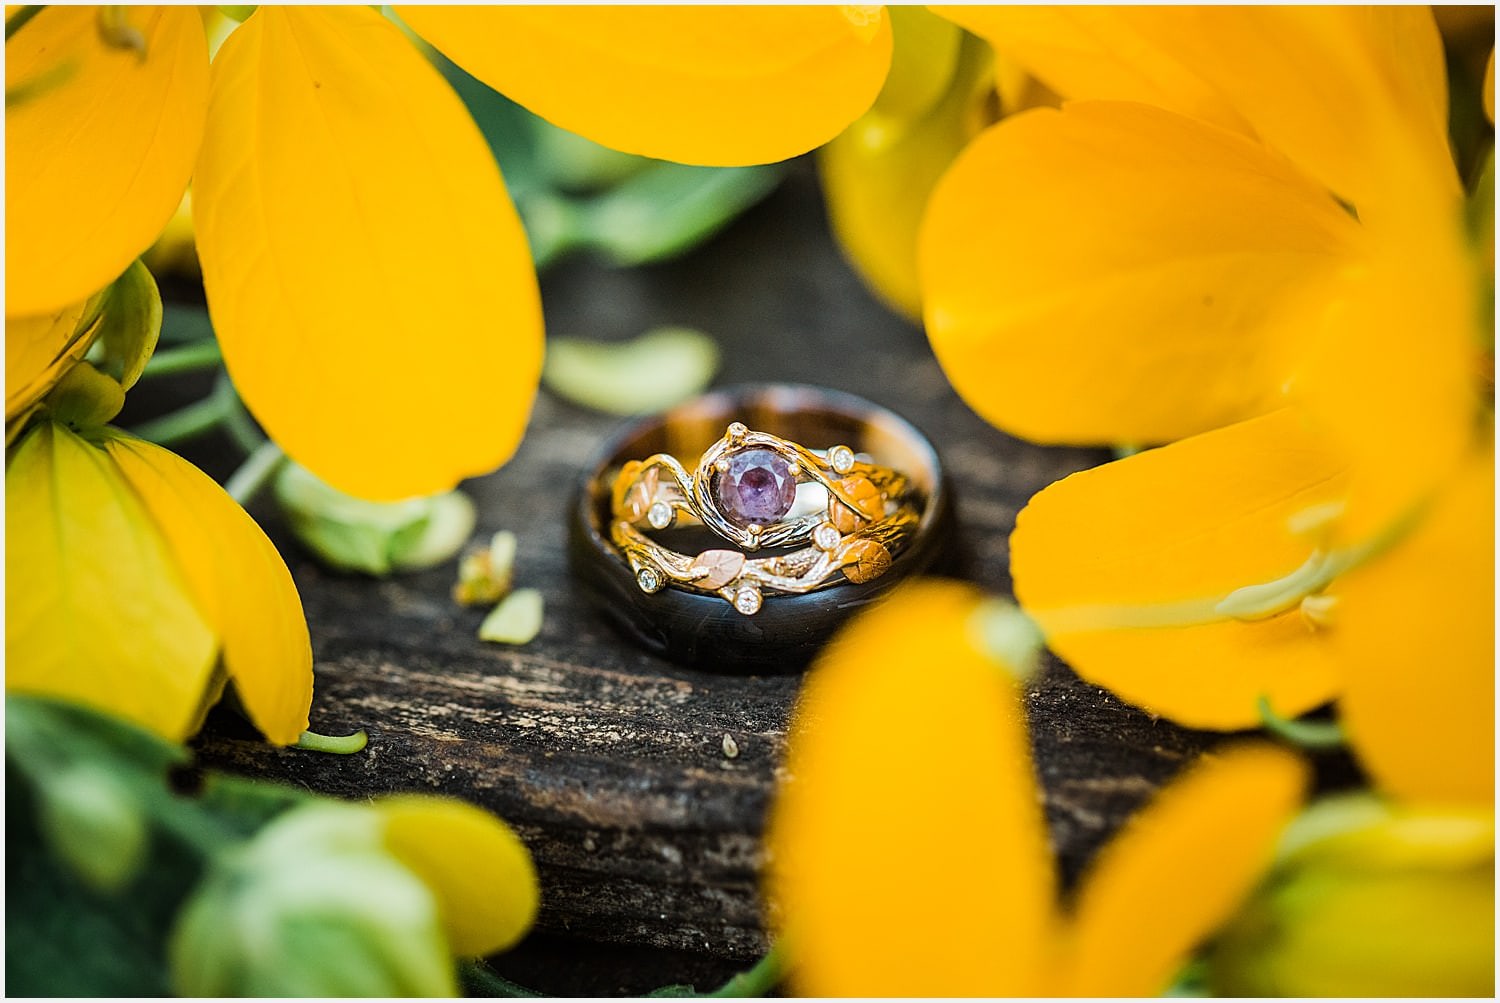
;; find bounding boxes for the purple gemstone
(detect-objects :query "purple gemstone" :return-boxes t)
[714,448,797,528]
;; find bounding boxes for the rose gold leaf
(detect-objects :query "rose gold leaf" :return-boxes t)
[690,548,747,589]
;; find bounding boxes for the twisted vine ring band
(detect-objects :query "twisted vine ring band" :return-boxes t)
[569,384,955,673]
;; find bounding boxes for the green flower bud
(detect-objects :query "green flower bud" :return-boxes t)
[169,802,457,997]
[1207,795,1495,997]
[273,461,475,576]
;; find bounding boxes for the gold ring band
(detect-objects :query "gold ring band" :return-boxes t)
[608,421,918,614]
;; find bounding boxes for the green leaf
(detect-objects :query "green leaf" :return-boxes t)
[6,774,187,997]
[33,761,149,893]
[90,260,163,392]
[575,162,784,267]
[531,120,649,193]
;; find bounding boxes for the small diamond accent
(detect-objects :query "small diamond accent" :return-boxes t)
[636,567,663,593]
[647,501,673,530]
[813,523,841,552]
[732,585,762,616]
[829,445,855,474]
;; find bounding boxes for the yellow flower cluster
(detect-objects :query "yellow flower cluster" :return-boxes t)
[772,6,1492,996]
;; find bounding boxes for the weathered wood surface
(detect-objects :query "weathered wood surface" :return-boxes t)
[189,164,1222,981]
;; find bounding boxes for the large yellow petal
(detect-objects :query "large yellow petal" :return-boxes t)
[931,6,1251,136]
[1335,451,1494,806]
[375,795,540,958]
[1010,409,1347,729]
[193,6,542,501]
[1060,743,1309,995]
[920,100,1361,446]
[5,422,217,741]
[936,7,1456,206]
[396,6,892,167]
[6,6,208,316]
[101,432,312,746]
[765,581,1056,996]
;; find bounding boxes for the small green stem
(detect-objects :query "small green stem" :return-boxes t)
[707,945,783,998]
[1257,696,1347,752]
[224,440,284,506]
[294,729,369,755]
[132,394,232,446]
[141,340,223,379]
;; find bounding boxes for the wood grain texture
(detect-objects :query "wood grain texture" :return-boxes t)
[188,164,1230,977]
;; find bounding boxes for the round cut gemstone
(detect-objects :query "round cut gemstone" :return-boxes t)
[828,444,855,474]
[733,585,763,616]
[713,448,797,528]
[813,522,842,552]
[647,501,673,530]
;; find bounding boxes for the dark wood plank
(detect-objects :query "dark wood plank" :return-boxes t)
[190,163,1221,968]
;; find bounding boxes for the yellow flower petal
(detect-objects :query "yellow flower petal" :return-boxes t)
[1010,409,1346,729]
[102,432,312,746]
[5,422,217,741]
[396,6,892,167]
[936,7,1457,206]
[5,6,208,316]
[920,100,1360,446]
[1061,743,1309,995]
[375,795,540,957]
[766,582,1056,996]
[193,6,542,501]
[1335,451,1494,806]
[930,6,1252,135]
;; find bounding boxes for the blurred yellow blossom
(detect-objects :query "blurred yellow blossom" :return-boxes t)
[1208,795,1494,996]
[766,582,1308,996]
[913,8,1492,761]
[7,5,892,500]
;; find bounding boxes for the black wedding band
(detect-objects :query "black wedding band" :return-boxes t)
[568,384,956,673]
